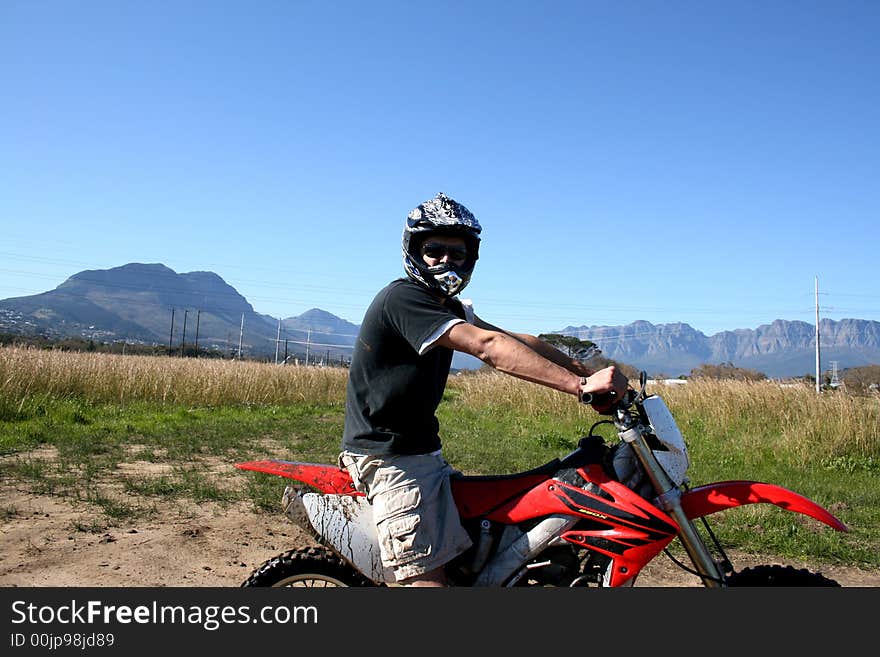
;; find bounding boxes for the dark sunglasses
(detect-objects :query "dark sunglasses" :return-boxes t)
[421,242,468,261]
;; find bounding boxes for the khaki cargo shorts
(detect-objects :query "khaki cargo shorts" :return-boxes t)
[338,450,473,582]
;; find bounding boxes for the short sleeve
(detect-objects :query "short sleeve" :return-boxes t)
[382,282,466,354]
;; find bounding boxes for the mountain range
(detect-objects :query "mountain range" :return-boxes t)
[2,263,878,377]
[559,319,880,378]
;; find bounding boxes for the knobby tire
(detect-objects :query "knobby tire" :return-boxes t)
[241,545,378,588]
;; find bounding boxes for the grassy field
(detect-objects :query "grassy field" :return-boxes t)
[1,346,878,569]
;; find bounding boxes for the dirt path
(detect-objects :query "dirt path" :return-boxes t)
[2,486,877,588]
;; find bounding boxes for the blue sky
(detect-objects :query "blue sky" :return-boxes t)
[2,1,878,338]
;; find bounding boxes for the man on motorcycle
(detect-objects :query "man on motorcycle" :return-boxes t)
[339,192,628,586]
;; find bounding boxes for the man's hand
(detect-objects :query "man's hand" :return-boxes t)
[578,366,628,414]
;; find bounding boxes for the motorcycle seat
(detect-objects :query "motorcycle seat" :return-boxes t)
[450,459,560,519]
[453,458,562,483]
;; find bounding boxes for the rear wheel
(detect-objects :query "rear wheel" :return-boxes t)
[241,546,378,588]
[726,564,840,587]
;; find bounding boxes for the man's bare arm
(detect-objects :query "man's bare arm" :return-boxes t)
[436,321,625,400]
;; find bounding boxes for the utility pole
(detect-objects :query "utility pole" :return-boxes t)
[169,308,175,354]
[275,318,282,364]
[194,310,201,356]
[237,313,244,360]
[181,310,188,357]
[305,328,311,366]
[815,276,821,394]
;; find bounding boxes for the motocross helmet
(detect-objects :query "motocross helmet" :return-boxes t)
[402,192,482,297]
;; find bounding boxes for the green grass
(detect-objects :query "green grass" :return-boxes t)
[0,398,345,528]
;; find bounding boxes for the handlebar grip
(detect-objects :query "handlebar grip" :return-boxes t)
[579,390,617,406]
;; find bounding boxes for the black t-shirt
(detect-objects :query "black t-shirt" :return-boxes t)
[342,278,469,456]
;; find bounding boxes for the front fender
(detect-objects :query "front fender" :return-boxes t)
[680,481,848,532]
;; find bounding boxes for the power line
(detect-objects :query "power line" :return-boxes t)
[284,339,354,350]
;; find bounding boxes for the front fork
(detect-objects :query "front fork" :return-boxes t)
[619,423,727,588]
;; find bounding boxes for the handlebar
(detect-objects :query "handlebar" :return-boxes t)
[580,384,643,416]
[578,371,649,416]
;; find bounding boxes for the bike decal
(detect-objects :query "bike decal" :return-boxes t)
[556,483,678,539]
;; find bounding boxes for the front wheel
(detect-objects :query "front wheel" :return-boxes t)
[242,546,379,588]
[725,564,840,587]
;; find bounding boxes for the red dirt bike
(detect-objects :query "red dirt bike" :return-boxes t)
[235,372,847,587]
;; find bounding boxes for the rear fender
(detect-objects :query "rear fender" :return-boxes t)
[299,492,392,583]
[236,460,387,582]
[235,460,361,496]
[680,480,848,531]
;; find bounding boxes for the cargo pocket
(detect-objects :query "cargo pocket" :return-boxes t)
[375,486,426,565]
[382,513,423,563]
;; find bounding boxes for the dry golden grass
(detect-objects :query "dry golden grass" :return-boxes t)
[0,345,348,406]
[648,378,879,461]
[449,369,575,415]
[449,371,879,460]
[2,346,877,461]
